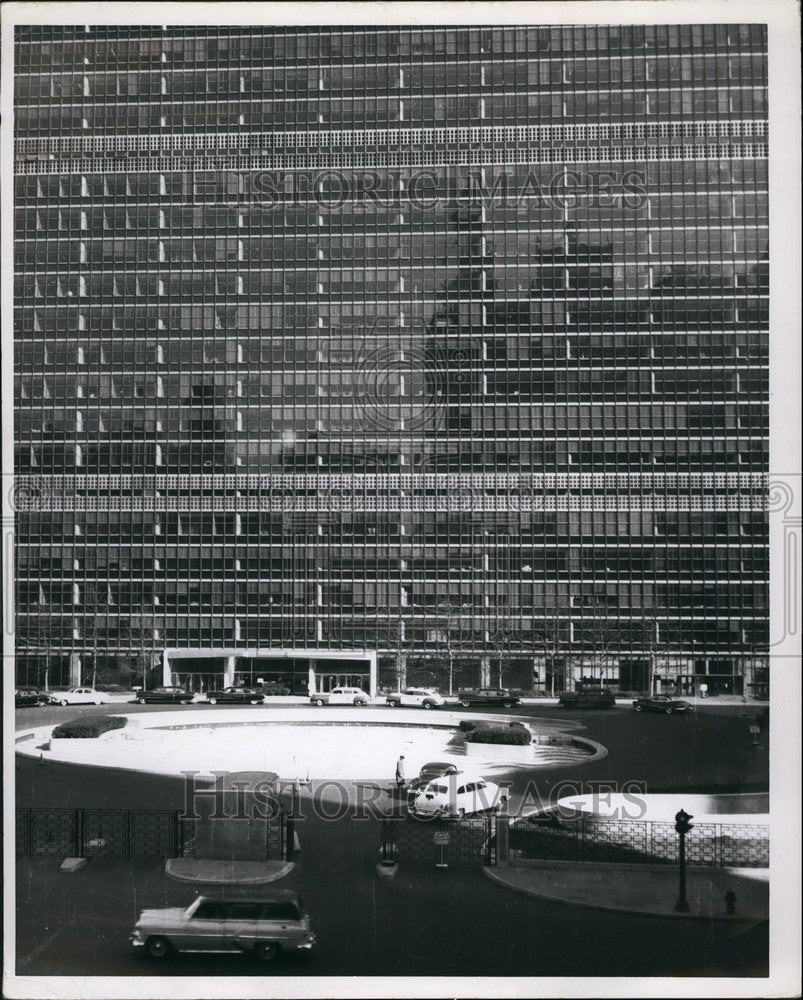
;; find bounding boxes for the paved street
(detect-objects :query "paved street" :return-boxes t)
[14,701,769,977]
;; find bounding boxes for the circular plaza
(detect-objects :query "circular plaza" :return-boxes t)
[15,706,605,782]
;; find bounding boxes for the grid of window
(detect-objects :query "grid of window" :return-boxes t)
[14,25,768,695]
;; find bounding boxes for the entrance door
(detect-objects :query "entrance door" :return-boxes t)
[173,672,221,694]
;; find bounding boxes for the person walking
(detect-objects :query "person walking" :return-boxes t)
[395,754,406,794]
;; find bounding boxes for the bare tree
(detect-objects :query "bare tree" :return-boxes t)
[19,611,62,691]
[387,615,409,693]
[79,582,108,689]
[126,614,161,690]
[639,611,662,696]
[579,610,619,687]
[488,617,518,689]
[532,608,571,697]
[430,596,471,695]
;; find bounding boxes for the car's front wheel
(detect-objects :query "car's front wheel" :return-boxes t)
[254,942,279,962]
[665,707,674,715]
[422,701,435,710]
[60,699,69,706]
[503,701,514,709]
[313,698,325,706]
[208,697,218,705]
[634,704,643,712]
[249,698,261,705]
[138,697,146,705]
[145,936,172,959]
[459,699,471,708]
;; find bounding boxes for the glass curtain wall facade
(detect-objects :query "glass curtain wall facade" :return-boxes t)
[13,25,769,695]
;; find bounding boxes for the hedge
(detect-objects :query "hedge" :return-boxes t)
[51,716,128,739]
[459,718,529,733]
[466,725,532,745]
[458,719,482,732]
[460,719,532,745]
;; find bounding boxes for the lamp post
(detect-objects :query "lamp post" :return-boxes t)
[674,808,694,912]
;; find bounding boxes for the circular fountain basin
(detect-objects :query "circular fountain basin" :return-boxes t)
[15,706,605,781]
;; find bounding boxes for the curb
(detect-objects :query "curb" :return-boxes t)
[482,866,767,924]
[165,858,295,885]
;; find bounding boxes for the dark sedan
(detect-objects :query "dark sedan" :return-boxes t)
[632,695,692,714]
[205,686,265,705]
[406,761,460,798]
[136,686,195,705]
[15,687,49,707]
[558,689,617,709]
[457,688,521,709]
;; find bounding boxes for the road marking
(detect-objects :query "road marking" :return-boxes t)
[18,929,62,970]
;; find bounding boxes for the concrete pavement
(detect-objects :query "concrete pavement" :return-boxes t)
[485,861,768,924]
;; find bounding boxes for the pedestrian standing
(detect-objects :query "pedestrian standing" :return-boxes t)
[395,754,406,793]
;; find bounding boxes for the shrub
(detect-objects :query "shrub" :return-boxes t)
[51,716,127,739]
[458,719,484,732]
[466,725,532,746]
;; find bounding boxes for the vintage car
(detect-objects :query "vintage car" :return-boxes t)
[205,687,265,705]
[406,761,461,798]
[14,687,49,707]
[558,688,617,709]
[310,686,371,706]
[130,890,316,961]
[47,687,108,706]
[136,686,196,705]
[385,687,446,709]
[457,687,521,709]
[409,771,502,818]
[632,694,693,714]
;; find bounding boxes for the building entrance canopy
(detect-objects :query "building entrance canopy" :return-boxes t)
[164,648,377,697]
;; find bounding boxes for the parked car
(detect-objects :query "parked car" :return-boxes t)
[15,687,49,707]
[310,686,370,706]
[406,761,461,797]
[48,687,107,706]
[205,687,265,706]
[409,771,502,818]
[130,890,316,961]
[137,686,196,705]
[632,694,692,714]
[457,687,521,709]
[558,688,616,709]
[385,687,446,709]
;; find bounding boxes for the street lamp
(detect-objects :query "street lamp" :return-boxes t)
[674,808,694,912]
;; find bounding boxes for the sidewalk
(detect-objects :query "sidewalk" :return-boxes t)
[485,861,768,923]
[513,695,768,708]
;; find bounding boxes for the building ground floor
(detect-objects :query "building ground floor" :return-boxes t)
[378,653,769,699]
[15,649,768,700]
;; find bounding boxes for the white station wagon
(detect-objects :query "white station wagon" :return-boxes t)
[385,687,446,709]
[131,891,316,961]
[410,772,502,818]
[310,686,371,706]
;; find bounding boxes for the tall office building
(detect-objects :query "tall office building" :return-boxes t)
[13,25,768,697]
